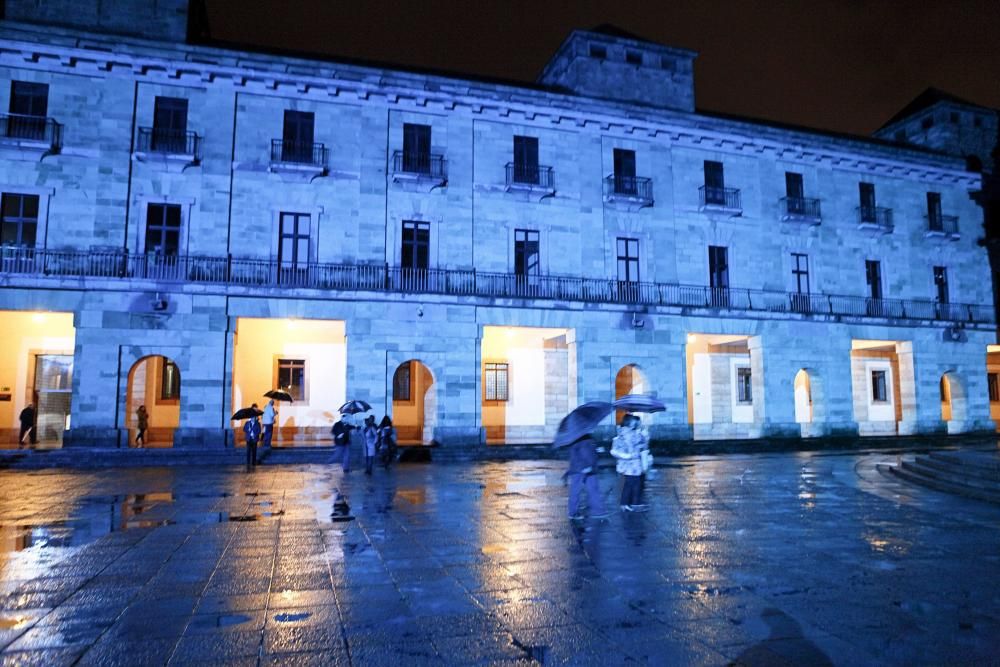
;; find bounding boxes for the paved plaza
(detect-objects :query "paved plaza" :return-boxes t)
[0,448,998,666]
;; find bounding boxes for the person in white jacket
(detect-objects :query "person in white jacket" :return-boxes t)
[610,414,649,512]
[261,400,276,449]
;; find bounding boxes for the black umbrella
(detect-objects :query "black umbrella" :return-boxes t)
[264,390,294,403]
[231,407,263,421]
[338,400,372,415]
[552,401,613,448]
[613,394,665,413]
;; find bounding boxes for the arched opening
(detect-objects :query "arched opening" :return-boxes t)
[392,360,436,445]
[794,369,812,424]
[615,364,648,424]
[941,371,969,433]
[125,355,180,447]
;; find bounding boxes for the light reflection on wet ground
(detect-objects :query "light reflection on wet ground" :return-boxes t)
[0,449,997,665]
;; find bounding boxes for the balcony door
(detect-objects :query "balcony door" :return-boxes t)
[785,172,805,214]
[278,212,310,285]
[708,245,729,307]
[616,237,640,302]
[790,252,810,312]
[704,161,726,205]
[403,123,431,174]
[514,229,539,295]
[613,149,637,195]
[282,111,314,163]
[859,183,876,222]
[401,220,430,290]
[865,259,883,316]
[8,81,48,140]
[152,96,188,152]
[512,136,539,185]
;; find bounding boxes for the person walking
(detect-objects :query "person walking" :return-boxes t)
[361,415,378,475]
[332,413,355,473]
[566,434,609,520]
[377,415,397,469]
[18,403,35,447]
[243,403,261,469]
[611,414,648,512]
[261,399,276,449]
[135,405,149,448]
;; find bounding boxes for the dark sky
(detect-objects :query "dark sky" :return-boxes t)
[204,0,1000,137]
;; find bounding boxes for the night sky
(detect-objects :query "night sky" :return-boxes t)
[204,0,1000,137]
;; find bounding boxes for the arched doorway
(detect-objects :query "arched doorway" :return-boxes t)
[615,364,648,425]
[125,355,180,448]
[794,367,827,438]
[794,369,812,424]
[392,360,436,445]
[941,371,968,432]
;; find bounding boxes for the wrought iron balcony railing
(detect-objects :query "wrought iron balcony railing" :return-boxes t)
[780,196,821,221]
[392,150,447,181]
[270,139,328,167]
[604,175,653,205]
[1,246,992,325]
[505,163,555,190]
[137,127,201,158]
[0,113,61,149]
[857,205,893,230]
[926,213,959,236]
[699,186,742,212]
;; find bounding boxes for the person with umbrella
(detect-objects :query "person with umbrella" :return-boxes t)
[611,413,649,512]
[566,434,609,520]
[262,390,293,449]
[233,403,262,469]
[332,412,355,473]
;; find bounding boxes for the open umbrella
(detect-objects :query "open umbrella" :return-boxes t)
[264,389,294,403]
[338,400,372,415]
[231,407,263,421]
[552,401,613,448]
[613,394,665,413]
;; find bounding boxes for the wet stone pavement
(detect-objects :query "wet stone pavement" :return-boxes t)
[0,449,998,666]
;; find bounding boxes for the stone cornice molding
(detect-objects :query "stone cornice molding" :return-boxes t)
[0,32,980,189]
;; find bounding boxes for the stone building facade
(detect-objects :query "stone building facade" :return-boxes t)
[0,2,995,450]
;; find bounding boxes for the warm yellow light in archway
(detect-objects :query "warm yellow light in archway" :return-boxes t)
[31,313,45,324]
[687,334,697,342]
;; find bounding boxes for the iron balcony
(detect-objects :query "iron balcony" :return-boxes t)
[926,213,959,237]
[604,175,653,205]
[505,163,555,191]
[392,150,447,182]
[270,139,328,167]
[857,205,893,231]
[0,112,61,150]
[780,196,821,222]
[699,186,742,214]
[1,246,991,326]
[137,127,201,158]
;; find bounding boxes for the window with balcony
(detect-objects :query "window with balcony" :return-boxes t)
[145,203,181,256]
[403,123,431,173]
[865,259,883,317]
[506,135,552,190]
[277,358,306,402]
[280,110,316,164]
[709,245,729,307]
[781,172,821,222]
[484,362,509,402]
[514,229,539,285]
[857,182,892,231]
[700,161,741,212]
[924,191,958,237]
[401,221,430,289]
[606,149,652,204]
[151,96,189,153]
[6,81,48,141]
[278,212,310,280]
[1,193,39,247]
[791,252,810,311]
[933,266,949,304]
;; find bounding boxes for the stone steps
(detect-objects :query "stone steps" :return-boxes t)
[880,451,1000,504]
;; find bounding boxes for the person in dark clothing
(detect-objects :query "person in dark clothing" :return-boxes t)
[377,415,397,468]
[135,405,149,448]
[566,434,609,520]
[362,415,378,475]
[243,404,261,469]
[18,403,35,447]
[332,413,355,472]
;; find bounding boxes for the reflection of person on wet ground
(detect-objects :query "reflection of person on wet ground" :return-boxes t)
[566,434,609,520]
[611,413,648,512]
[332,413,355,473]
[243,404,261,469]
[362,415,378,475]
[377,415,397,469]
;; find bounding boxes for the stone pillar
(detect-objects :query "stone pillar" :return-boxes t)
[896,341,944,436]
[749,335,798,439]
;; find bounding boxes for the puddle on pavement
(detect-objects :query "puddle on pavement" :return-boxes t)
[0,616,31,630]
[481,543,508,555]
[395,489,426,505]
[273,611,311,623]
[188,613,253,630]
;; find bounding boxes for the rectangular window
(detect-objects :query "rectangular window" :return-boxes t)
[281,110,314,162]
[626,50,642,66]
[160,359,180,400]
[152,96,188,152]
[145,203,182,256]
[704,161,726,205]
[865,259,882,301]
[859,182,876,222]
[403,123,432,173]
[871,370,888,403]
[927,192,943,230]
[736,367,752,403]
[401,220,430,270]
[277,359,306,402]
[709,245,729,289]
[514,229,539,279]
[613,148,637,195]
[393,362,411,402]
[933,266,949,304]
[616,237,639,283]
[484,362,509,402]
[989,373,999,403]
[791,253,810,294]
[589,44,606,59]
[8,81,48,140]
[0,193,39,247]
[278,212,310,271]
[512,135,539,184]
[785,172,805,213]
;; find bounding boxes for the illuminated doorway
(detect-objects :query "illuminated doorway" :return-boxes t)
[615,364,648,425]
[392,360,436,445]
[125,355,180,447]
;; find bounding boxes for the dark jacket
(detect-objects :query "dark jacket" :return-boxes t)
[332,420,353,447]
[18,406,34,426]
[567,436,599,475]
[243,418,261,442]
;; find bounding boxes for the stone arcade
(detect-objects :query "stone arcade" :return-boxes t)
[0,0,995,450]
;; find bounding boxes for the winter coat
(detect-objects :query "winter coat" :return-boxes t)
[332,420,353,447]
[611,426,646,476]
[243,418,261,443]
[567,436,599,475]
[362,425,378,456]
[18,406,34,427]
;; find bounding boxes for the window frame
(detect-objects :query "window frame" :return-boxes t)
[275,358,307,403]
[159,358,181,402]
[933,266,949,304]
[484,361,509,402]
[278,211,311,271]
[0,192,39,247]
[512,135,540,184]
[393,362,412,402]
[144,202,182,256]
[514,228,540,280]
[152,96,188,151]
[989,373,999,403]
[736,366,752,404]
[616,237,640,283]
[401,220,430,271]
[871,370,888,403]
[792,252,810,294]
[865,259,882,301]
[281,110,315,162]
